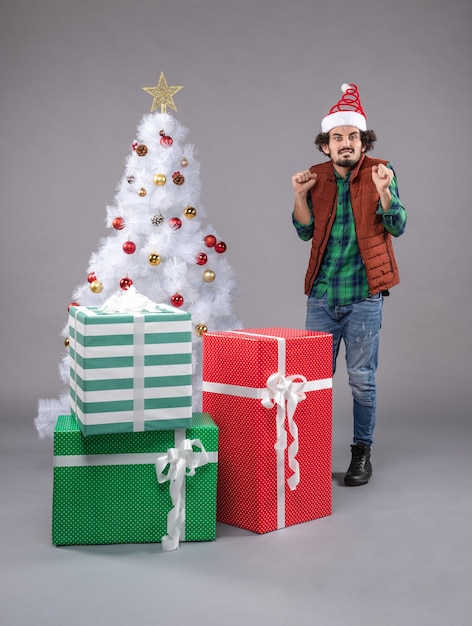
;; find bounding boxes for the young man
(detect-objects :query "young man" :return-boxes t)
[292,84,406,486]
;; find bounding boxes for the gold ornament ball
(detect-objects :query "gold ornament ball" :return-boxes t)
[153,173,167,186]
[184,206,197,219]
[181,157,189,168]
[64,337,70,347]
[90,280,103,293]
[195,323,208,337]
[148,252,161,266]
[138,187,147,197]
[202,269,216,283]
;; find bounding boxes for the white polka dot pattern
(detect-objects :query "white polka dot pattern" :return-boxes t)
[202,328,332,534]
[52,413,218,546]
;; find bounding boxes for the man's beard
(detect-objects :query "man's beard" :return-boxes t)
[333,151,360,169]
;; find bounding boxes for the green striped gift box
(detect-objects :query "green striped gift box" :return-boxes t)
[68,304,193,435]
[52,413,218,546]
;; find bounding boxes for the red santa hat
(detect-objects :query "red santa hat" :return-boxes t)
[321,83,367,133]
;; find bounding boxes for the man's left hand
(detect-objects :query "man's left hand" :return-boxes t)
[371,163,393,193]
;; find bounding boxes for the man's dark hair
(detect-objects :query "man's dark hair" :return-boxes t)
[314,129,377,153]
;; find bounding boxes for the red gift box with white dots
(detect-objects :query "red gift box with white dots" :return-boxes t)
[202,328,332,534]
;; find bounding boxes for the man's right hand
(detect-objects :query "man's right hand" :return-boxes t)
[291,170,317,195]
[292,170,317,225]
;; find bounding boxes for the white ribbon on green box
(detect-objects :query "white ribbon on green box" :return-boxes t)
[156,435,211,552]
[202,331,332,530]
[69,289,193,435]
[53,426,218,550]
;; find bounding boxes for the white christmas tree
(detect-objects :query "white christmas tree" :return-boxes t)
[36,72,242,438]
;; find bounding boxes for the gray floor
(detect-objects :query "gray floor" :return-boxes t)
[1,410,471,626]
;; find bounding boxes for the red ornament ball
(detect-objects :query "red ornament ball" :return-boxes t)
[170,293,184,308]
[215,241,227,253]
[112,217,125,230]
[68,302,80,311]
[160,135,173,147]
[204,234,217,248]
[87,272,96,283]
[120,277,133,290]
[196,252,208,265]
[123,241,136,254]
[169,217,182,230]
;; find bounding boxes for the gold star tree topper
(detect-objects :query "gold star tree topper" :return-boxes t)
[142,72,184,113]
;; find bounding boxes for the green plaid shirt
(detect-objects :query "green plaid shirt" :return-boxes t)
[293,164,406,307]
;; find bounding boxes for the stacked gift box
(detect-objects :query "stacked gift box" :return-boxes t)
[52,298,218,551]
[52,294,333,549]
[53,413,218,549]
[68,302,194,435]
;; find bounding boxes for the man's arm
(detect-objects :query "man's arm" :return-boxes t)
[372,163,393,212]
[372,164,407,237]
[292,170,317,224]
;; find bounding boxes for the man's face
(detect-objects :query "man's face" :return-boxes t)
[322,126,365,170]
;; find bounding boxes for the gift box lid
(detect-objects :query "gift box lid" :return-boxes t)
[54,413,218,458]
[202,327,332,387]
[69,303,191,326]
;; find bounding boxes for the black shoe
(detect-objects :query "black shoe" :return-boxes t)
[344,442,372,486]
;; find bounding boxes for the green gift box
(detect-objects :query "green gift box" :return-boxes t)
[68,303,193,435]
[52,413,218,549]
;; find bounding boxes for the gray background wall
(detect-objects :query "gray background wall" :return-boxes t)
[1,2,471,625]
[1,0,470,430]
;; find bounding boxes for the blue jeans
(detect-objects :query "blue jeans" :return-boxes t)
[306,292,383,446]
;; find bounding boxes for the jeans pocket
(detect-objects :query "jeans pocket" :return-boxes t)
[366,293,382,302]
[307,296,325,309]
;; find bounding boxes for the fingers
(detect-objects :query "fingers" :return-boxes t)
[293,170,316,185]
[294,169,312,183]
[373,163,392,180]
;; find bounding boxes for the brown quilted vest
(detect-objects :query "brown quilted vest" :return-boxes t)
[304,154,400,296]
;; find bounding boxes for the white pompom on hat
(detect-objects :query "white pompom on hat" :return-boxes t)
[321,83,367,133]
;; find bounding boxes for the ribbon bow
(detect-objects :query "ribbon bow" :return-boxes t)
[155,438,210,551]
[261,373,307,491]
[100,285,157,313]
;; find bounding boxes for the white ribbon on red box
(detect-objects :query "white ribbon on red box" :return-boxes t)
[202,331,332,529]
[261,371,306,492]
